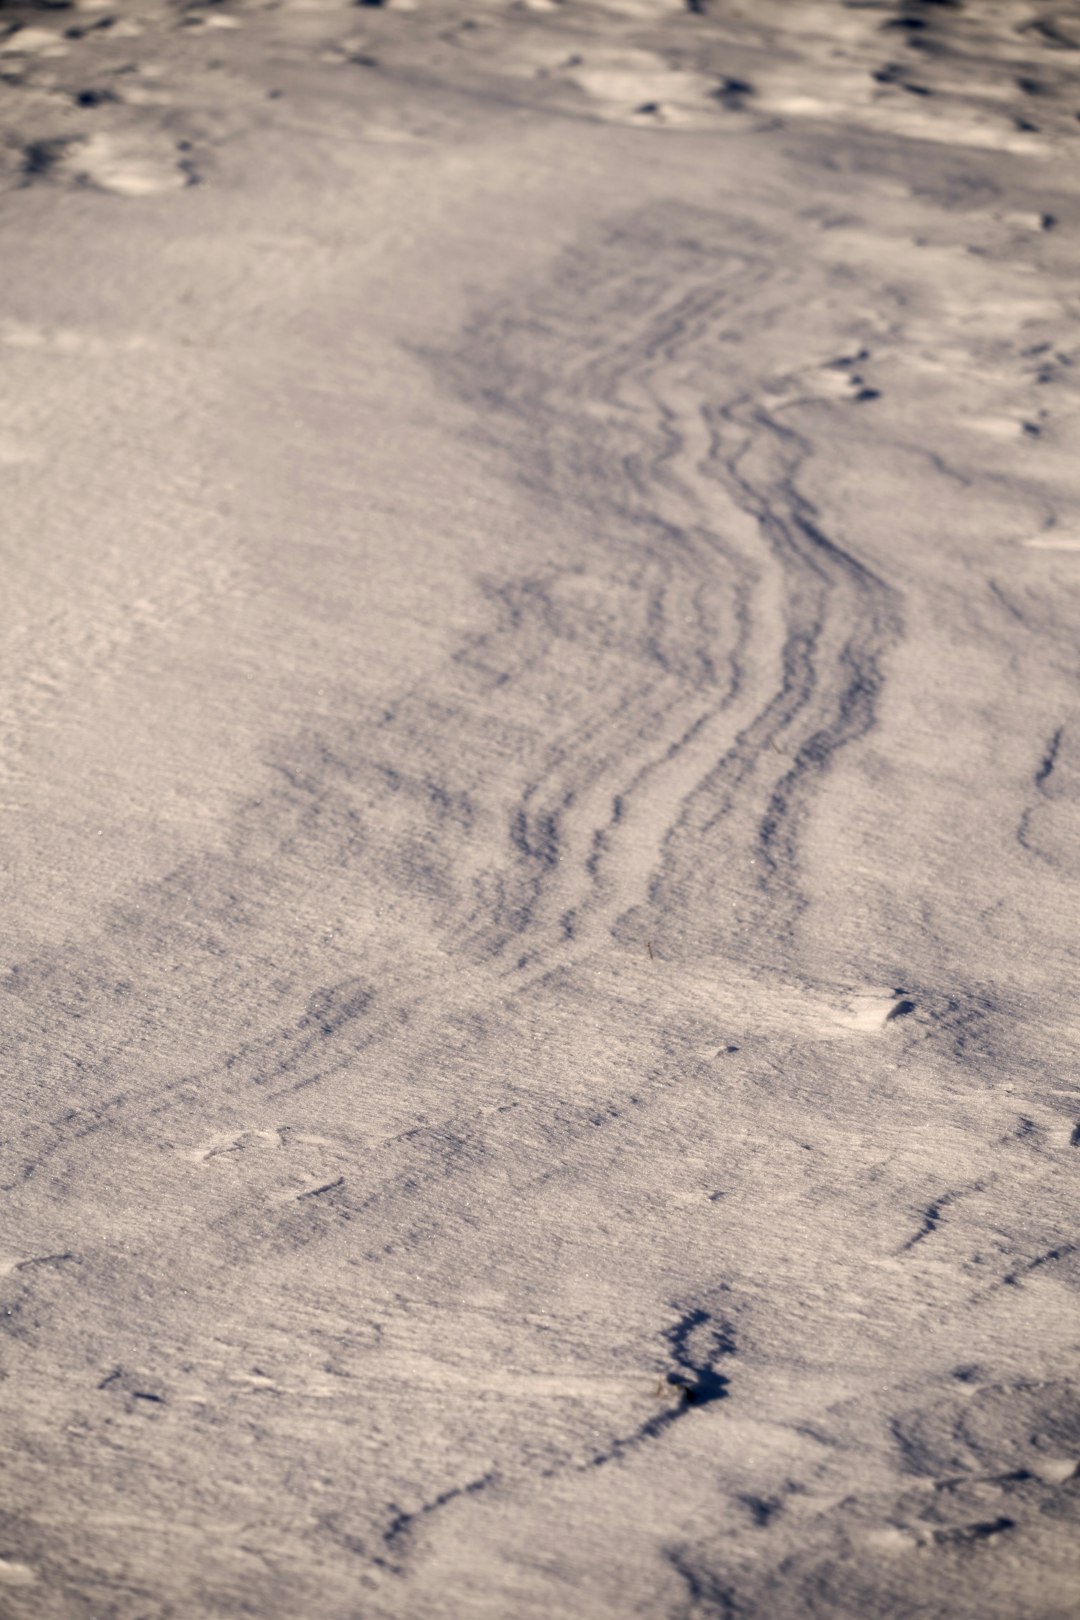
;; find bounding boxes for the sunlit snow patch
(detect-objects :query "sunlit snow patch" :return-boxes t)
[0,1561,36,1588]
[834,991,916,1033]
[0,27,68,58]
[65,133,192,196]
[561,49,725,126]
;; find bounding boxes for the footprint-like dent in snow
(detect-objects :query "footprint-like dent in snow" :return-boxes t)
[892,1379,1080,1483]
[186,1128,281,1163]
[64,133,195,197]
[185,1127,336,1163]
[835,989,916,1032]
[559,49,726,126]
[967,414,1040,440]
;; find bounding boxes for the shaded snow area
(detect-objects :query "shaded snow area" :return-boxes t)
[2,0,1080,1615]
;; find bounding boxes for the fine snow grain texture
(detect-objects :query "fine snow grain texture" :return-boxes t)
[1,1,1079,1617]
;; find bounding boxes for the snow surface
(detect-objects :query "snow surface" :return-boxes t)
[1,0,1079,1615]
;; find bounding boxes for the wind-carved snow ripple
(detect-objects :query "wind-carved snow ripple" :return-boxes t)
[434,200,903,978]
[2,202,907,1231]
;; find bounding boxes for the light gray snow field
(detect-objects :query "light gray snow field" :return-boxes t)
[1,0,1079,1615]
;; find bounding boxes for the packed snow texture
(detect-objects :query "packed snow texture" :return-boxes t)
[1,0,1079,1616]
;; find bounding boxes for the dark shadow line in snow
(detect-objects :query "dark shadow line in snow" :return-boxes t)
[377,1471,499,1572]
[582,1305,735,1471]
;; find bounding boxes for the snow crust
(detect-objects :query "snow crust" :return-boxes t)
[1,1,1079,1615]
